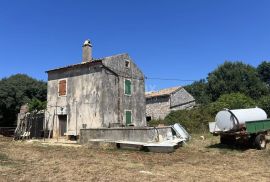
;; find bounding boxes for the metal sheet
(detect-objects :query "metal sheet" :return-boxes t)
[172,123,191,141]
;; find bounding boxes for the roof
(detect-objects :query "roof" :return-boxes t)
[45,59,102,73]
[145,86,182,98]
[45,53,128,73]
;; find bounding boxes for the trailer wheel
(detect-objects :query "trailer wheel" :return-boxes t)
[248,135,256,147]
[254,134,266,150]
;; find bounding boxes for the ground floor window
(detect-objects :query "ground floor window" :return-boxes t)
[146,116,152,122]
[125,110,132,125]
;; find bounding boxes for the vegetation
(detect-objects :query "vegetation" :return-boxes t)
[151,61,270,133]
[149,93,256,133]
[207,61,268,101]
[257,61,270,85]
[185,61,269,105]
[0,74,47,126]
[28,98,47,113]
[185,79,211,105]
[1,61,270,132]
[1,136,270,181]
[208,93,256,114]
[258,95,270,116]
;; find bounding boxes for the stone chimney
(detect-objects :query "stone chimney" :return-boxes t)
[82,39,92,63]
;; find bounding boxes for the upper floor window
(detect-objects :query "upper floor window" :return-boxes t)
[124,79,131,95]
[58,79,67,96]
[125,60,130,68]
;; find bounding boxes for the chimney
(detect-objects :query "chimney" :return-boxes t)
[82,39,92,63]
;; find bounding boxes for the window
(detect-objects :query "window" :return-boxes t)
[124,79,131,95]
[125,60,130,68]
[125,110,132,125]
[58,79,67,96]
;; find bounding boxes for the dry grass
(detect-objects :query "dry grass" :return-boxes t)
[1,134,270,182]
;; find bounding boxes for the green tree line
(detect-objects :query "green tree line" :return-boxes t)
[150,61,270,133]
[0,74,47,127]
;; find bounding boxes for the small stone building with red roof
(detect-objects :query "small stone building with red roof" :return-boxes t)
[145,86,195,121]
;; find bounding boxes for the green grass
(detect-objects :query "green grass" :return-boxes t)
[0,152,15,167]
[0,153,8,161]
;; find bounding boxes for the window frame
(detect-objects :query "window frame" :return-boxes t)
[125,110,132,125]
[58,79,67,97]
[125,59,130,69]
[124,78,132,96]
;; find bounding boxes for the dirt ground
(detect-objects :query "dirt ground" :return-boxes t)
[1,134,270,182]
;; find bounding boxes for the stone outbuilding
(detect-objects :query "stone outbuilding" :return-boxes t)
[45,40,146,139]
[146,86,195,121]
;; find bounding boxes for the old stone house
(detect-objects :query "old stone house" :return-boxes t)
[146,86,195,121]
[45,40,146,138]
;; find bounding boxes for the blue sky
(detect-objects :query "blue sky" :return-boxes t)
[1,0,270,91]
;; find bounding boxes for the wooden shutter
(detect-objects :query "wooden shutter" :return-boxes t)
[125,79,131,95]
[59,80,67,96]
[125,111,132,125]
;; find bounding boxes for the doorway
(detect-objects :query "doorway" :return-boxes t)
[58,115,67,136]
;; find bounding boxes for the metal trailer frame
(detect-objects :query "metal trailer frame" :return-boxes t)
[211,119,270,150]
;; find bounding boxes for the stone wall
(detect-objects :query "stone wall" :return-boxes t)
[170,88,195,107]
[46,54,146,138]
[146,96,171,120]
[146,88,196,120]
[170,101,196,111]
[46,64,104,138]
[80,126,173,144]
[102,54,146,127]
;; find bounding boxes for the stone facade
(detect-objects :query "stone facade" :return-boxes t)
[146,87,195,120]
[45,41,146,138]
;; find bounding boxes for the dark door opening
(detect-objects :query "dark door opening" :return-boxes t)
[58,115,67,136]
[146,116,152,122]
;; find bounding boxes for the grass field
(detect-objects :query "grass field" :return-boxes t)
[1,134,270,182]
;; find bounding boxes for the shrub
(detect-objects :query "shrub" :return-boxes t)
[164,107,214,133]
[258,96,270,117]
[150,93,257,134]
[208,93,256,115]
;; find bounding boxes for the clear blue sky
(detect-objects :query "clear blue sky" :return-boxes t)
[1,0,270,91]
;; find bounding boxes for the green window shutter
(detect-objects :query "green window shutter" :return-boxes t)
[125,79,131,95]
[125,111,132,125]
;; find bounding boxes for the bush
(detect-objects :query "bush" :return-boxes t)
[165,107,213,133]
[149,93,257,134]
[150,107,214,133]
[208,93,256,115]
[28,98,46,113]
[148,119,164,127]
[258,96,270,117]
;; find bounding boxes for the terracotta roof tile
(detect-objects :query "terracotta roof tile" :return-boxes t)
[145,86,181,98]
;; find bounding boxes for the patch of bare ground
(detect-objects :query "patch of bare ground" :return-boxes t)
[0,134,270,181]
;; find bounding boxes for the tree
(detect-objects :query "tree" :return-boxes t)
[0,74,47,126]
[257,61,270,85]
[207,61,268,101]
[185,79,211,105]
[28,98,47,113]
[209,93,256,115]
[258,96,270,117]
